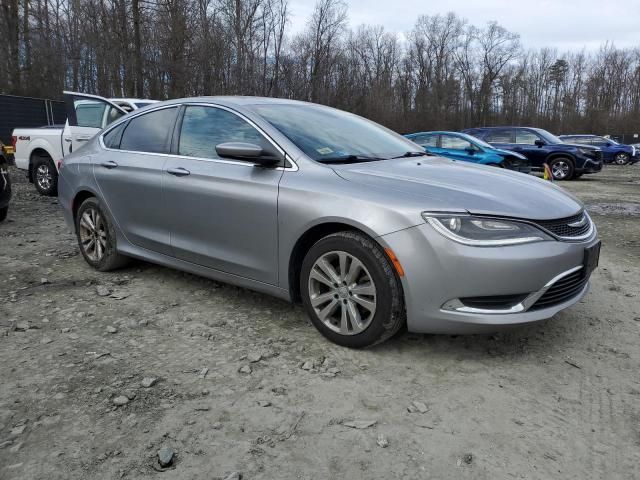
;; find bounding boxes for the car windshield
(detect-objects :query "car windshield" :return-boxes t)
[535,129,564,145]
[252,104,422,162]
[599,136,619,144]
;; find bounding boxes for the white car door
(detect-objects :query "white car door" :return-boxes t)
[62,91,128,155]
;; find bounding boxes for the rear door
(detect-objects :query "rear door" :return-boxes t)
[93,106,179,255]
[62,92,127,155]
[163,104,283,284]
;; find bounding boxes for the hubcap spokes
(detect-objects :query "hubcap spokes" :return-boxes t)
[308,251,377,335]
[553,161,569,179]
[36,165,52,189]
[79,208,107,261]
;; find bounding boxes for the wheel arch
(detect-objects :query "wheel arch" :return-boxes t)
[288,221,377,303]
[72,189,99,226]
[29,147,56,182]
[545,152,576,165]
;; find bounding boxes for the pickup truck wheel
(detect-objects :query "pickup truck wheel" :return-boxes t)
[76,197,129,271]
[0,206,7,222]
[549,157,574,180]
[33,156,58,196]
[614,153,629,165]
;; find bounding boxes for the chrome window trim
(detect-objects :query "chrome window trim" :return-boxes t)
[98,102,299,172]
[441,265,584,315]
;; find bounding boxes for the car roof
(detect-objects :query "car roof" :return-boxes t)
[559,134,597,137]
[148,96,323,109]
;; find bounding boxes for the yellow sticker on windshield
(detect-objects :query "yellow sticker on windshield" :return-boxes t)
[317,147,333,155]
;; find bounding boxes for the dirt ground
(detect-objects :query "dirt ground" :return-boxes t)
[1,165,639,480]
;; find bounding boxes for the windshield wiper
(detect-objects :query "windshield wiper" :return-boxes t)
[316,154,386,164]
[390,151,430,159]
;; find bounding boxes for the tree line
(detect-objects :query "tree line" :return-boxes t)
[1,0,639,135]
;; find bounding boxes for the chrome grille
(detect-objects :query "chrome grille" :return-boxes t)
[533,212,591,239]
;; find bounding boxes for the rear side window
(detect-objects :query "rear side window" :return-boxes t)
[485,130,512,143]
[120,108,177,154]
[76,103,107,128]
[103,122,127,149]
[178,106,269,160]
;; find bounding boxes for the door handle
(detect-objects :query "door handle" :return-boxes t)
[167,167,190,177]
[76,137,90,142]
[101,161,118,169]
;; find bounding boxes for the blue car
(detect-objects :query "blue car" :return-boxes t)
[559,135,637,165]
[405,131,530,172]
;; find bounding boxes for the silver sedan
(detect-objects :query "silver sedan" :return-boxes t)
[58,96,600,347]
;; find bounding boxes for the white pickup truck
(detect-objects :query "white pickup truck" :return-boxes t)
[12,92,157,195]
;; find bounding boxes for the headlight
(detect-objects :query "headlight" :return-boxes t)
[422,213,551,246]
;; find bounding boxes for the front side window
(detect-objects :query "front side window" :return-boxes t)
[441,135,473,150]
[75,102,107,128]
[412,134,438,147]
[515,130,542,145]
[253,104,421,162]
[485,130,512,143]
[178,106,269,160]
[120,107,177,153]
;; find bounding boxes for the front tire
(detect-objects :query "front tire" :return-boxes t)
[75,197,129,271]
[614,153,629,165]
[549,157,574,180]
[33,156,58,196]
[0,206,7,222]
[300,231,405,348]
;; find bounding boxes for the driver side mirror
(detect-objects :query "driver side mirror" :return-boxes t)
[465,146,476,155]
[215,142,281,167]
[534,139,546,147]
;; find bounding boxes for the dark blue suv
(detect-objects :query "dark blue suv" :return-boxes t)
[463,127,603,180]
[559,135,637,165]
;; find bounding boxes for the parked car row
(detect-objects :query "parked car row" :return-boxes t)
[49,93,601,347]
[405,127,637,180]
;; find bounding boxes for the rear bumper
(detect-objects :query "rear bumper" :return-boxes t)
[379,222,599,334]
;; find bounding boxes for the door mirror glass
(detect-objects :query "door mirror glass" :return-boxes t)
[534,139,546,147]
[465,146,476,155]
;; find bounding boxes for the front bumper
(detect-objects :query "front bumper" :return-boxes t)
[577,158,603,174]
[379,222,599,334]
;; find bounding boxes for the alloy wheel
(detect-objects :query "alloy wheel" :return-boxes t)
[308,250,377,335]
[614,153,628,165]
[552,160,570,179]
[36,164,52,191]
[79,207,108,262]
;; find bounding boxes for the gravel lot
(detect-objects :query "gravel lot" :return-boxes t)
[1,165,639,479]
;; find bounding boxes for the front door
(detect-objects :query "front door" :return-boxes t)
[163,105,283,284]
[62,92,127,156]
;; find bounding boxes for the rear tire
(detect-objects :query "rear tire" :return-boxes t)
[300,231,405,348]
[75,197,129,271]
[33,156,58,196]
[0,206,7,222]
[549,157,574,180]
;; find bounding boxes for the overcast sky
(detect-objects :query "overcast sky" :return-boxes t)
[287,0,640,51]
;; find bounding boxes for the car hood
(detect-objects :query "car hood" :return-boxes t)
[332,157,583,221]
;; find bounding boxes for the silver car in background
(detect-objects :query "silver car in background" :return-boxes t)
[58,96,600,347]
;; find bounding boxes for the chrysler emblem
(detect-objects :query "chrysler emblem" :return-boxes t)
[568,215,587,228]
